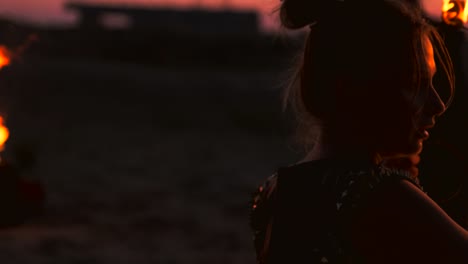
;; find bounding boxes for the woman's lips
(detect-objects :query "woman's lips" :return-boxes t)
[417,122,434,141]
[417,129,430,140]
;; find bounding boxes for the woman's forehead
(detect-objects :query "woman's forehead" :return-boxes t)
[424,36,436,76]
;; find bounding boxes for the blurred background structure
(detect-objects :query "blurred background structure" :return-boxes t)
[0,0,466,263]
[66,2,259,35]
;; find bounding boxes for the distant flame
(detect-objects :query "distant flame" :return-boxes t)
[442,0,468,26]
[0,117,9,151]
[0,46,11,70]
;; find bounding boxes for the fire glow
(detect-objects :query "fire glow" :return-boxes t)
[0,117,9,151]
[0,46,11,70]
[442,0,468,26]
[0,47,10,151]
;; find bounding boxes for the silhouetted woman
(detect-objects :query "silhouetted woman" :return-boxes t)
[249,0,468,263]
[417,4,468,228]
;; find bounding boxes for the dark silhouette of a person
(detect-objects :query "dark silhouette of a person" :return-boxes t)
[418,19,468,228]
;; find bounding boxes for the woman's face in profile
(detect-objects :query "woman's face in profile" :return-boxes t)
[383,36,445,158]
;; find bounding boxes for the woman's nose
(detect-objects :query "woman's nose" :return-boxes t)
[426,86,446,117]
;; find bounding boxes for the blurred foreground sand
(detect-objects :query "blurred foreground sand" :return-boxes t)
[0,57,299,264]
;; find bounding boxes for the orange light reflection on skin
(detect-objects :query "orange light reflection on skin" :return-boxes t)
[442,0,468,26]
[0,116,10,152]
[0,46,11,70]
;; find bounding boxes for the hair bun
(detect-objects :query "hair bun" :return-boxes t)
[280,0,343,29]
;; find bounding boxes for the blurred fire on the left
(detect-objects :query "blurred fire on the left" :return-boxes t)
[0,46,10,154]
[0,116,9,153]
[0,44,45,228]
[0,46,11,70]
[0,46,11,155]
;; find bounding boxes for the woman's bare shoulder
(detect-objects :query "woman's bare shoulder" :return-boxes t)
[349,177,468,263]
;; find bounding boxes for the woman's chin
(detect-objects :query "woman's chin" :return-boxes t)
[415,139,424,154]
[405,138,424,156]
[405,142,423,157]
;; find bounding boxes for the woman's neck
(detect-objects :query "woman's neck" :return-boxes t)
[299,133,377,165]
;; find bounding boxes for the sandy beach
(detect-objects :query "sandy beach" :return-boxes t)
[0,56,298,264]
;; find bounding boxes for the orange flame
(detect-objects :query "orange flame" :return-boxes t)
[442,0,468,26]
[0,117,10,151]
[0,46,11,70]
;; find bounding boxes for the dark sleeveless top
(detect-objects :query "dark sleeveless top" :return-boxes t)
[249,158,423,264]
